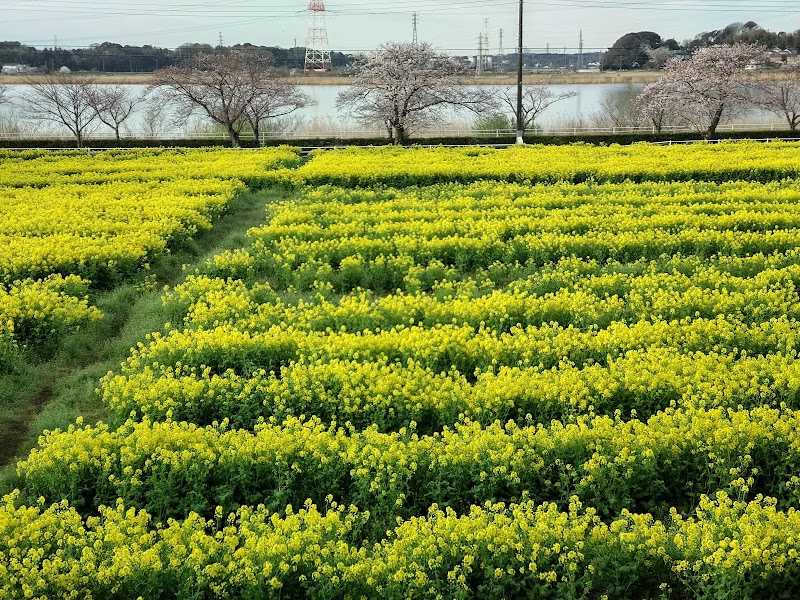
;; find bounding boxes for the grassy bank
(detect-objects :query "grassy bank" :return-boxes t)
[0,187,291,482]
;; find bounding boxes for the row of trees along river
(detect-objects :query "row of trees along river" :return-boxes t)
[0,42,798,146]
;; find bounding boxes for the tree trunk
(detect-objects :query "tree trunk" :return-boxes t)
[250,119,262,147]
[392,123,405,146]
[788,113,799,132]
[227,123,242,149]
[705,104,725,140]
[114,125,121,141]
[75,131,83,149]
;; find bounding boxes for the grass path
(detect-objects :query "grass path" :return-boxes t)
[0,188,287,483]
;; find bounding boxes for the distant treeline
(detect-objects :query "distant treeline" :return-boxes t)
[3,20,799,75]
[602,22,800,71]
[0,41,353,73]
[686,21,800,51]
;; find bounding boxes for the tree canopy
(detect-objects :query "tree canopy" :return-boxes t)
[337,42,495,145]
[151,49,310,147]
[601,32,663,71]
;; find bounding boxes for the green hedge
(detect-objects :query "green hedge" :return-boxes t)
[0,129,798,149]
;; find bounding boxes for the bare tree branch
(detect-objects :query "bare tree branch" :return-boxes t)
[242,78,312,146]
[499,84,576,131]
[752,60,800,131]
[150,49,307,148]
[337,42,497,145]
[0,84,8,106]
[88,85,143,140]
[637,82,679,133]
[19,73,100,148]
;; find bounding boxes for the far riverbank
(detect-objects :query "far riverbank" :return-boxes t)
[0,71,665,86]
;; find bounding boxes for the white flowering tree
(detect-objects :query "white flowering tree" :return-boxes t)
[753,61,800,131]
[498,84,576,132]
[0,83,8,106]
[638,43,762,138]
[636,82,678,133]
[337,42,496,145]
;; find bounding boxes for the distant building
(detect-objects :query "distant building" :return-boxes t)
[1,64,36,75]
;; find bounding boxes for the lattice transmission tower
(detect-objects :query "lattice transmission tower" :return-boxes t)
[304,0,332,73]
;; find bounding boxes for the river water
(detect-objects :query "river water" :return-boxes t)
[0,82,779,138]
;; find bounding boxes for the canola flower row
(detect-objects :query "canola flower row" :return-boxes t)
[0,275,102,372]
[99,349,800,433]
[3,491,797,600]
[0,178,244,285]
[114,315,800,388]
[219,180,800,293]
[294,141,800,187]
[167,262,800,335]
[0,147,301,189]
[17,405,800,526]
[9,146,800,597]
[0,148,297,365]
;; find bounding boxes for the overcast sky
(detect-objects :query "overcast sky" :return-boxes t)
[2,0,798,53]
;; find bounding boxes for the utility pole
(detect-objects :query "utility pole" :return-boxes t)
[578,30,584,70]
[412,12,418,44]
[483,18,492,71]
[476,33,484,76]
[218,32,224,49]
[515,0,524,145]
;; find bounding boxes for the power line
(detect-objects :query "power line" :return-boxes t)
[6,0,800,17]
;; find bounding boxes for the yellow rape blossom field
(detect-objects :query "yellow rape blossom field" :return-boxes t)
[0,147,300,371]
[4,141,800,598]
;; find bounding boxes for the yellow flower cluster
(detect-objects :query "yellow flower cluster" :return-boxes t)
[0,178,244,284]
[234,179,800,293]
[15,404,800,523]
[0,147,301,188]
[0,275,102,371]
[295,141,800,186]
[98,347,800,432]
[2,491,799,598]
[6,143,800,597]
[0,147,297,364]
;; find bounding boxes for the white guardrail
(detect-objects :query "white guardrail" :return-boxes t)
[0,122,796,143]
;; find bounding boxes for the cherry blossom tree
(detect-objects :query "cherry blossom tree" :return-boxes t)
[152,49,308,148]
[337,42,496,145]
[752,61,800,131]
[498,84,576,131]
[636,82,679,133]
[644,46,673,69]
[640,43,762,138]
